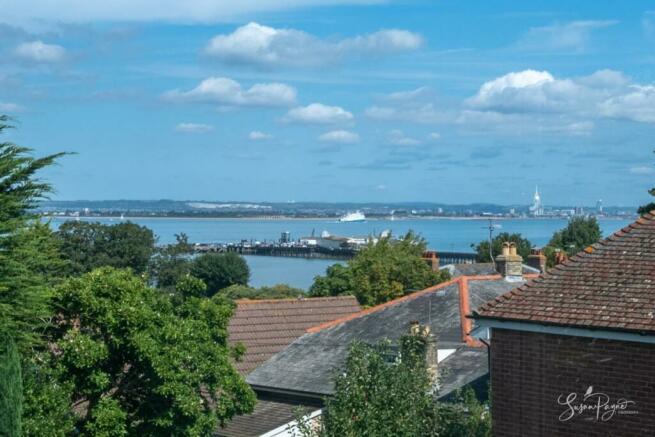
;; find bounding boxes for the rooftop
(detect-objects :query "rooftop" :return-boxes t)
[229,296,361,374]
[473,212,655,334]
[247,275,534,398]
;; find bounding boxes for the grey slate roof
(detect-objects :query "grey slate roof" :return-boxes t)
[437,347,489,400]
[215,399,304,437]
[247,277,524,397]
[441,262,539,278]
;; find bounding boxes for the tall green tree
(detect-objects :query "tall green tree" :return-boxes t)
[309,232,450,306]
[0,115,66,350]
[150,233,194,289]
[190,252,250,297]
[56,220,156,275]
[472,232,532,263]
[50,267,255,435]
[548,217,601,255]
[0,336,23,437]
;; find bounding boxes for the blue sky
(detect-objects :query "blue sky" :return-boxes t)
[1,0,654,206]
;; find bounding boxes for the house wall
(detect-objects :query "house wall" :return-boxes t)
[490,328,655,437]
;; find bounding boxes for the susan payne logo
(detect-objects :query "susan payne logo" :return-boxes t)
[557,386,638,422]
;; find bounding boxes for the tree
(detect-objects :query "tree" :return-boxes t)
[309,232,450,306]
[293,333,490,437]
[472,232,532,263]
[190,252,250,297]
[56,220,156,275]
[0,115,66,350]
[150,233,194,289]
[221,284,304,300]
[49,267,255,435]
[0,336,23,437]
[548,217,601,256]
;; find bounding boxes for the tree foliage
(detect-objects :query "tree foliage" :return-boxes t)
[150,233,194,289]
[49,267,255,435]
[309,232,450,306]
[220,283,304,300]
[0,116,66,350]
[56,220,156,276]
[0,336,23,437]
[293,334,490,437]
[548,217,601,255]
[472,232,532,263]
[190,253,250,297]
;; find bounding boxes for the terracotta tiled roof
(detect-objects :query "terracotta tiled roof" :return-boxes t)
[228,296,361,374]
[474,212,655,333]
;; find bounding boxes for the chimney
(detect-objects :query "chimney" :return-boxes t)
[408,322,438,384]
[422,251,440,272]
[495,242,523,281]
[527,248,546,273]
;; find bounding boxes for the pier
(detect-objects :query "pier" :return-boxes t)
[190,241,477,264]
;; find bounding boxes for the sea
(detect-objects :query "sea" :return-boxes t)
[48,217,632,290]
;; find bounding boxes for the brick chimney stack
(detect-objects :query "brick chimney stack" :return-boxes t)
[527,249,546,273]
[495,242,524,280]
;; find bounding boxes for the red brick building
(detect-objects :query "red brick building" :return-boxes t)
[472,213,655,436]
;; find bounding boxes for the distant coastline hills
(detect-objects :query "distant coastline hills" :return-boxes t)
[36,200,636,219]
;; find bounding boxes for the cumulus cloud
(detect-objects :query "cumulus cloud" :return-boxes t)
[164,77,296,107]
[599,85,655,123]
[285,103,354,124]
[516,20,617,52]
[318,130,359,143]
[204,22,422,67]
[15,40,65,62]
[466,69,655,124]
[428,132,441,140]
[249,131,272,140]
[388,129,420,146]
[175,122,213,133]
[365,87,447,124]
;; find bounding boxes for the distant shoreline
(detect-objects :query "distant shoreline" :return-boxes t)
[44,215,633,222]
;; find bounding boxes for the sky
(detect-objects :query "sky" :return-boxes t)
[1,0,654,206]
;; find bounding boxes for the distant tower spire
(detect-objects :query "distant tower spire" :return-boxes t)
[530,186,543,216]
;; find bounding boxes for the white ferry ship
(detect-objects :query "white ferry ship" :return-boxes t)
[339,211,366,222]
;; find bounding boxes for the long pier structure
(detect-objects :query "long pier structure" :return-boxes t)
[190,242,477,265]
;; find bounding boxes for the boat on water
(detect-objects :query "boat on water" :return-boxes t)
[339,211,366,222]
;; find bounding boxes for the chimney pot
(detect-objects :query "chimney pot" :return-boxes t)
[496,242,523,280]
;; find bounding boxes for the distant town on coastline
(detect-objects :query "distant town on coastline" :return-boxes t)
[38,192,636,220]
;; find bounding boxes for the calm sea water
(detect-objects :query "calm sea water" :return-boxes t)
[48,217,632,289]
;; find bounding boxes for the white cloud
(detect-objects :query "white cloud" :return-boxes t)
[165,77,296,107]
[517,20,617,52]
[285,103,353,124]
[630,166,655,175]
[318,130,359,143]
[175,122,213,133]
[365,87,447,124]
[388,129,420,146]
[1,1,384,24]
[15,40,65,62]
[599,85,655,123]
[428,132,440,140]
[0,102,24,112]
[249,131,272,140]
[466,69,655,124]
[204,22,422,67]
